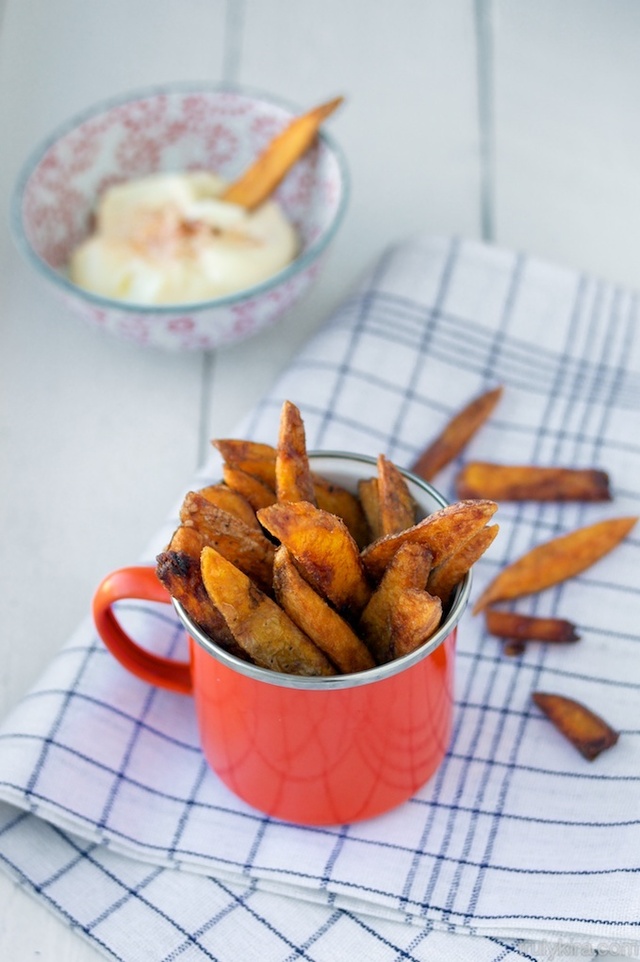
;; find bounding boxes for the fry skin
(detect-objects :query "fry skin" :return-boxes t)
[198,483,262,530]
[411,385,503,481]
[357,477,382,542]
[361,499,498,583]
[485,610,580,643]
[155,548,244,658]
[358,542,435,664]
[200,546,335,676]
[473,515,638,613]
[532,692,619,760]
[273,546,375,673]
[180,491,275,591]
[427,523,499,606]
[312,474,370,549]
[258,500,372,617]
[377,454,417,536]
[221,95,344,210]
[222,465,277,512]
[212,439,277,487]
[456,462,612,502]
[276,400,316,504]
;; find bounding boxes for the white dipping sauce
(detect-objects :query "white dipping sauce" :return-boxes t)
[69,171,299,305]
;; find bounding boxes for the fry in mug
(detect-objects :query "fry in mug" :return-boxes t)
[361,499,498,583]
[198,483,262,530]
[180,490,275,591]
[377,453,417,536]
[273,546,375,673]
[359,542,436,664]
[258,499,372,617]
[427,523,499,606]
[200,546,335,676]
[222,464,277,512]
[275,400,316,503]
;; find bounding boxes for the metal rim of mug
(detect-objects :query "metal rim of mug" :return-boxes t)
[173,450,472,690]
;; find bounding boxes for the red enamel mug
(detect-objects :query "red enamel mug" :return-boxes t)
[92,452,470,825]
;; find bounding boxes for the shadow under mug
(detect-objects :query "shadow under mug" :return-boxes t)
[92,453,471,825]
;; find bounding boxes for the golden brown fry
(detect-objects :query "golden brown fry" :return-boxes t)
[456,462,611,502]
[411,385,503,481]
[155,548,245,658]
[427,523,499,606]
[485,609,580,643]
[222,464,277,512]
[221,96,344,210]
[257,500,372,617]
[273,546,375,673]
[361,499,498,583]
[180,491,275,591]
[313,474,370,549]
[392,591,443,660]
[357,477,382,541]
[358,542,442,665]
[200,546,335,676]
[377,454,417,536]
[213,439,278,488]
[167,522,206,557]
[532,692,619,760]
[473,515,637,613]
[198,483,262,530]
[276,400,316,504]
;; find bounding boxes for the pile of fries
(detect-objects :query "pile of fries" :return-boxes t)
[409,384,636,760]
[156,401,498,677]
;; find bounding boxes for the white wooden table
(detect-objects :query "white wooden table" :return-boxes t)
[1,1,639,957]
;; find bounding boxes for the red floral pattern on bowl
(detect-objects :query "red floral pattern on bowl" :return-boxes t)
[12,84,349,352]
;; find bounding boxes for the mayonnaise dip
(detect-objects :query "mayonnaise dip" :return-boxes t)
[68,171,299,305]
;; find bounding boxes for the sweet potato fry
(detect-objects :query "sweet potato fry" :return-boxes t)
[358,543,438,663]
[167,522,205,558]
[212,439,277,487]
[377,454,417,536]
[427,523,499,606]
[411,385,503,481]
[222,464,277,512]
[221,95,344,210]
[273,546,375,673]
[312,474,370,548]
[532,692,619,760]
[473,515,638,613]
[485,609,580,643]
[155,548,245,657]
[392,591,443,659]
[257,500,372,617]
[200,546,335,676]
[361,499,498,583]
[198,483,262,530]
[276,400,316,504]
[456,462,611,502]
[180,491,275,591]
[357,477,382,541]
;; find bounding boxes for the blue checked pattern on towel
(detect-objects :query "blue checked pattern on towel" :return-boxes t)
[0,235,638,962]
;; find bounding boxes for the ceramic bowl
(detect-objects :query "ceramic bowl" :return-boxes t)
[11,83,349,352]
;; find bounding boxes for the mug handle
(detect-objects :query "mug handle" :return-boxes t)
[92,566,193,695]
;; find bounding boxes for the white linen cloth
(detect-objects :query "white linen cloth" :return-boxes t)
[0,234,638,962]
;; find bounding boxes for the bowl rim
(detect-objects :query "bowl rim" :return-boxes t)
[175,451,471,690]
[10,80,350,315]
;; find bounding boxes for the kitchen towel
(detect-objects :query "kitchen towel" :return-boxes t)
[0,234,638,962]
